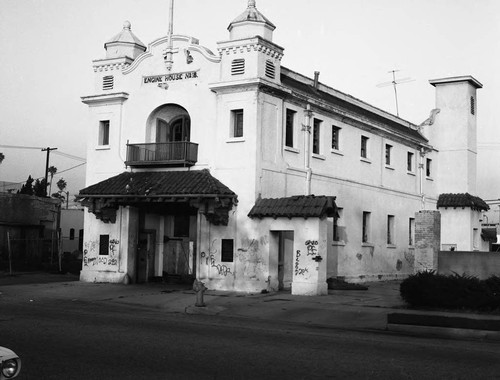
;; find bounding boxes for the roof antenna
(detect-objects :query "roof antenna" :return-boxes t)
[164,0,175,70]
[376,70,414,117]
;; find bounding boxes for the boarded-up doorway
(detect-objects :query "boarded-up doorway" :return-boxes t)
[276,231,294,290]
[137,230,156,283]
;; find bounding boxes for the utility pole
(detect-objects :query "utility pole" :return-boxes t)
[42,147,57,196]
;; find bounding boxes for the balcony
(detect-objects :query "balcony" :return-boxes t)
[125,142,198,168]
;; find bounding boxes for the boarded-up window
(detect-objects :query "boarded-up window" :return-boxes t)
[99,235,109,255]
[221,239,234,262]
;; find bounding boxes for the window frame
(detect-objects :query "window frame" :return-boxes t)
[312,118,322,155]
[362,211,371,243]
[385,144,393,166]
[98,120,110,146]
[407,152,414,172]
[285,109,296,148]
[360,136,369,159]
[409,217,415,246]
[99,234,109,256]
[387,215,395,245]
[231,109,244,138]
[426,158,432,177]
[331,125,341,151]
[221,239,234,262]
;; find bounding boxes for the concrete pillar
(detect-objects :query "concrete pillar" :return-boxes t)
[414,210,441,272]
[291,219,328,296]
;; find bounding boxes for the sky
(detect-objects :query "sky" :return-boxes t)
[1,0,499,202]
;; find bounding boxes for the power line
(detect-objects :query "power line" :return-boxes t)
[0,144,86,162]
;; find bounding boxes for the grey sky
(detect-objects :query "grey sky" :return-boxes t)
[1,0,499,199]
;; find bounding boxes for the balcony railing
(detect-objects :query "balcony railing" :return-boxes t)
[125,142,198,168]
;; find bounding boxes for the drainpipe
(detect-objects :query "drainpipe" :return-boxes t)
[303,104,313,195]
[419,147,426,209]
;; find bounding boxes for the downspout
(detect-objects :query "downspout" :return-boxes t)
[303,104,313,195]
[419,147,426,209]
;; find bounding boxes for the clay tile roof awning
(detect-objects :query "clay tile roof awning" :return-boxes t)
[437,193,489,212]
[248,195,338,219]
[77,170,237,201]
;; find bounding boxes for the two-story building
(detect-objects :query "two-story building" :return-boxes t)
[77,0,487,294]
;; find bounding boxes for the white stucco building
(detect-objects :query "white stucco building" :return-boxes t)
[77,0,488,294]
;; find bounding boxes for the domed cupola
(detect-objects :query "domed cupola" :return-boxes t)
[104,21,146,59]
[228,0,276,41]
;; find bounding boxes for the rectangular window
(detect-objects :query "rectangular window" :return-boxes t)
[426,158,432,177]
[385,144,392,166]
[231,109,244,138]
[409,218,415,246]
[333,207,343,241]
[312,118,321,154]
[69,228,75,241]
[221,239,234,262]
[362,211,371,243]
[99,234,109,255]
[387,215,395,245]
[285,109,296,148]
[174,214,190,237]
[332,126,341,150]
[361,136,369,158]
[99,120,110,146]
[407,152,414,172]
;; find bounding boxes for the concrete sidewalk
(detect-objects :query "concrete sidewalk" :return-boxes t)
[1,271,500,341]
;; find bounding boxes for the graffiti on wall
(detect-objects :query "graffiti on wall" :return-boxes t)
[294,249,308,276]
[83,239,119,267]
[200,239,233,277]
[305,240,318,256]
[237,237,265,279]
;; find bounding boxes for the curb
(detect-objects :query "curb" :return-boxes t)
[387,312,500,341]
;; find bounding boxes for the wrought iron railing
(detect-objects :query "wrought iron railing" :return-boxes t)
[125,142,198,167]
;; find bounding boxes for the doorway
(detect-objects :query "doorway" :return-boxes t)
[275,231,294,290]
[136,230,156,283]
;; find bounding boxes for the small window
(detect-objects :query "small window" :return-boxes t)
[174,214,190,237]
[361,136,369,158]
[231,109,244,138]
[221,239,234,262]
[333,208,343,241]
[470,96,475,115]
[426,158,432,177]
[407,152,414,172]
[265,60,275,79]
[285,109,296,148]
[362,211,371,243]
[99,120,110,146]
[387,215,395,245]
[385,144,392,166]
[69,228,75,241]
[103,75,114,90]
[231,59,245,75]
[99,235,109,255]
[409,218,415,246]
[312,118,321,154]
[332,126,340,150]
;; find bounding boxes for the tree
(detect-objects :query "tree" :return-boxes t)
[33,178,47,197]
[18,176,34,195]
[52,178,68,203]
[48,166,57,195]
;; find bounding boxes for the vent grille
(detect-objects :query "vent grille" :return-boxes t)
[231,59,245,75]
[103,75,114,90]
[265,60,275,79]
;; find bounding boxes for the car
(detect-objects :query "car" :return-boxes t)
[0,347,21,379]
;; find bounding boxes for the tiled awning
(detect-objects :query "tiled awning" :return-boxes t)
[77,170,237,225]
[437,193,489,211]
[248,195,338,219]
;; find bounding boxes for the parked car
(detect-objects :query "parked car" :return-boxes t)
[0,347,21,379]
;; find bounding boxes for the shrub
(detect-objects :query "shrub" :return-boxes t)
[400,271,500,311]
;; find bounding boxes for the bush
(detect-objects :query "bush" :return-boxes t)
[400,271,500,312]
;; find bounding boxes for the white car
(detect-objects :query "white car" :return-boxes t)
[0,347,21,379]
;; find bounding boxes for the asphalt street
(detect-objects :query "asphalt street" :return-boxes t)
[2,293,500,379]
